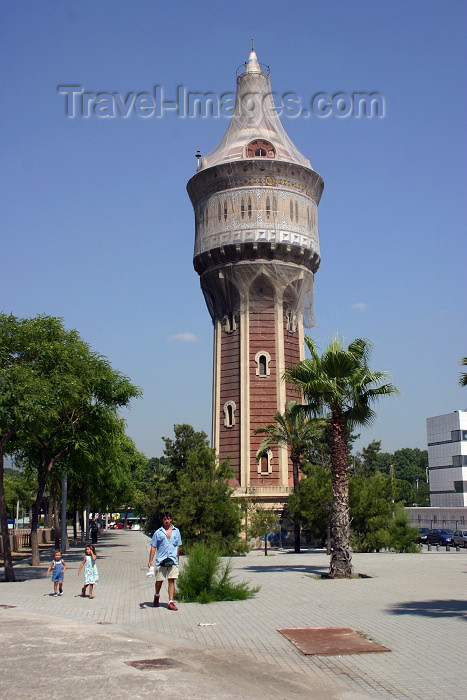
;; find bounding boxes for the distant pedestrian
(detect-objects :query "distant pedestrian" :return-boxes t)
[46,549,67,596]
[89,519,98,544]
[148,512,182,610]
[78,544,99,598]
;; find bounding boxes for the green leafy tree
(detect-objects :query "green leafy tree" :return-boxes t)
[162,424,209,473]
[255,402,323,553]
[248,507,279,556]
[172,445,242,555]
[0,314,140,571]
[350,472,418,552]
[354,440,382,476]
[290,462,332,547]
[285,336,398,578]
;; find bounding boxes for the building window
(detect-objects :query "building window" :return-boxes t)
[295,201,299,221]
[248,196,252,219]
[241,198,245,219]
[255,350,271,377]
[454,481,467,493]
[224,312,236,333]
[451,430,467,441]
[289,200,294,221]
[257,449,272,475]
[265,196,271,220]
[218,201,221,222]
[453,455,467,467]
[246,139,276,158]
[223,401,236,428]
[273,196,277,214]
[223,200,228,221]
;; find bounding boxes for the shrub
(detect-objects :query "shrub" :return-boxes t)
[177,543,259,603]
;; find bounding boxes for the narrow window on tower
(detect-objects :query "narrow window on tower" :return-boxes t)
[295,200,299,221]
[255,351,271,377]
[224,312,236,333]
[265,196,271,220]
[307,205,311,227]
[223,200,228,221]
[223,401,236,428]
[248,196,252,219]
[257,450,272,475]
[273,196,277,214]
[289,200,294,221]
[218,201,221,222]
[241,198,245,219]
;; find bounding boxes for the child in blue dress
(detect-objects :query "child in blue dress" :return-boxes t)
[78,544,99,598]
[46,549,67,596]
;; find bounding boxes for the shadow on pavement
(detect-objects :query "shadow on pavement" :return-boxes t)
[243,564,328,574]
[388,599,467,619]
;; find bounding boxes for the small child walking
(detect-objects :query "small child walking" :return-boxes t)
[46,549,67,596]
[78,544,99,598]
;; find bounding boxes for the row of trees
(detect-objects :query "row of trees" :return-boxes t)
[0,314,141,580]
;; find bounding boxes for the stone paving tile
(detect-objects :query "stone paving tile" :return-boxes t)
[1,530,466,699]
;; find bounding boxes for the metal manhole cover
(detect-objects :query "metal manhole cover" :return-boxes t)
[278,628,391,655]
[126,658,180,670]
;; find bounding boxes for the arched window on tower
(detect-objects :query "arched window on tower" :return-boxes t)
[257,450,272,475]
[246,139,276,159]
[289,199,294,221]
[223,401,236,428]
[224,312,236,333]
[265,196,271,220]
[223,200,228,222]
[295,200,299,222]
[218,201,221,222]
[248,196,252,219]
[241,198,245,220]
[255,350,271,377]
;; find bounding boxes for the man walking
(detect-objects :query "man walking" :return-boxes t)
[148,511,182,611]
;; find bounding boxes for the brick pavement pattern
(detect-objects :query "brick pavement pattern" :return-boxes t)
[1,530,466,699]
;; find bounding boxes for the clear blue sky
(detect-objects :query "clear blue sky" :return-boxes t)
[1,1,465,457]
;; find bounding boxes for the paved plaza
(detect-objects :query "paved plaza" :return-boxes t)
[0,530,466,699]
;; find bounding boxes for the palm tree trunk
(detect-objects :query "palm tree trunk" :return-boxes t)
[328,410,352,578]
[292,454,301,553]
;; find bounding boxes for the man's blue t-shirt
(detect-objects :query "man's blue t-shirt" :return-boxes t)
[150,525,182,565]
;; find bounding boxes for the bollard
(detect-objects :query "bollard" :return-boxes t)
[436,545,439,551]
[446,545,450,551]
[428,544,431,551]
[456,546,460,552]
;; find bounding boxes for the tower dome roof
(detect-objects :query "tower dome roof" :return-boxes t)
[199,50,313,171]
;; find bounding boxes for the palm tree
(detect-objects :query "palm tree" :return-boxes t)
[255,401,322,553]
[459,357,467,388]
[285,336,398,578]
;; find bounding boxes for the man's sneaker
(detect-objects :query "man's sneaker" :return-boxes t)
[53,593,58,597]
[153,594,160,607]
[58,591,63,596]
[167,601,178,611]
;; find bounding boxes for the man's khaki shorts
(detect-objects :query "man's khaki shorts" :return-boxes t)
[155,564,179,581]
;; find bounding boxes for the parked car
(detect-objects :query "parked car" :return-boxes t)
[452,530,467,548]
[414,527,430,544]
[425,528,454,546]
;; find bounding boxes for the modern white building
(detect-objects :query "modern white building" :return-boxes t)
[427,410,467,507]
